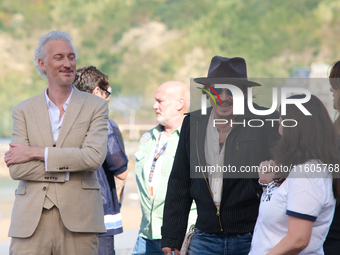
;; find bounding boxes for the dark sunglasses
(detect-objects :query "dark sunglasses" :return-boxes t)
[100,87,111,99]
[209,88,233,97]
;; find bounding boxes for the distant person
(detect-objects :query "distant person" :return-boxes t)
[73,66,128,255]
[133,81,197,255]
[250,95,340,254]
[324,60,340,254]
[4,31,108,254]
[73,67,126,206]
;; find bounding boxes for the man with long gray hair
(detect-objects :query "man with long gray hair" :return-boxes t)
[4,31,108,254]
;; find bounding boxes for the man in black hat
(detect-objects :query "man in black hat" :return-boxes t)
[161,56,281,254]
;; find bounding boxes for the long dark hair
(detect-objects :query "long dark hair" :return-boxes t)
[273,94,340,203]
[329,61,340,133]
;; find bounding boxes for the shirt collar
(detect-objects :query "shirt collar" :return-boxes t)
[152,124,181,137]
[45,86,74,111]
[207,108,218,135]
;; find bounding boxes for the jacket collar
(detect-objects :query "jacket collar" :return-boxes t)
[32,86,87,147]
[151,124,181,138]
[56,87,86,147]
[32,92,54,147]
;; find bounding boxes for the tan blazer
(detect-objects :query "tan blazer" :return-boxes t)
[8,87,108,238]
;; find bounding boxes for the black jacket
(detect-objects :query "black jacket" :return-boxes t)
[161,104,281,249]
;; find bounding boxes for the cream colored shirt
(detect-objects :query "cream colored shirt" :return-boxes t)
[205,109,226,208]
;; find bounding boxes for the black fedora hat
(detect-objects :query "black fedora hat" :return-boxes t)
[194,56,261,87]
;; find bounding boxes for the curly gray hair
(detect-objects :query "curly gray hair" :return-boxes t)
[34,31,79,79]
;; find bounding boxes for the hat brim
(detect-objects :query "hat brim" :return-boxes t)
[193,77,261,87]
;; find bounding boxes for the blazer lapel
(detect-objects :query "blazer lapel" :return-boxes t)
[56,88,86,147]
[32,91,54,147]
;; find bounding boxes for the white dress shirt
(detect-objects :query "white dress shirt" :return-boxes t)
[44,87,73,181]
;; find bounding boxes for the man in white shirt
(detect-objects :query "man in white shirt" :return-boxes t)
[4,30,108,255]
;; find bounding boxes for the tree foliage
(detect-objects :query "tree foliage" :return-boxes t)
[0,0,339,136]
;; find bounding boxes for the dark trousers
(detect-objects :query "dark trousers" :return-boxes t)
[98,235,114,255]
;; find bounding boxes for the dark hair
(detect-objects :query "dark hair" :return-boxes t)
[329,61,340,87]
[329,61,340,133]
[273,94,340,203]
[73,66,109,93]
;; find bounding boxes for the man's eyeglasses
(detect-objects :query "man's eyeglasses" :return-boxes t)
[208,88,233,97]
[100,87,111,99]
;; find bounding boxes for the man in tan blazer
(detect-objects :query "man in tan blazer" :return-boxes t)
[4,31,108,255]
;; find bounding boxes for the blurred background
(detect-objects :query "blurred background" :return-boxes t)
[1,0,340,253]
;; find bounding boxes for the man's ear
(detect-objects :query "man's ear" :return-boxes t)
[38,58,46,71]
[177,97,185,111]
[92,86,100,95]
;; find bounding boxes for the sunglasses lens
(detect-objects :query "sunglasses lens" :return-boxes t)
[213,88,233,97]
[214,88,223,95]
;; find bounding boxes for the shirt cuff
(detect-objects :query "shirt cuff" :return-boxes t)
[65,172,69,181]
[44,147,48,172]
[286,210,317,222]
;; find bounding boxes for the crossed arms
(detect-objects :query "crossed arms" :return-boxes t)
[5,98,109,181]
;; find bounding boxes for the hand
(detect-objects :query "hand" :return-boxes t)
[259,160,276,184]
[162,247,180,255]
[4,143,44,167]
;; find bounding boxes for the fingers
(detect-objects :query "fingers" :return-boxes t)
[3,144,32,166]
[4,150,12,166]
[259,159,277,184]
[4,156,12,167]
[260,160,276,172]
[4,151,14,167]
[4,144,14,156]
[162,247,180,255]
[162,247,171,255]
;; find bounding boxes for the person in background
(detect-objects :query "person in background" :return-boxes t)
[73,66,128,255]
[250,94,340,254]
[106,86,126,207]
[324,60,340,254]
[133,81,197,255]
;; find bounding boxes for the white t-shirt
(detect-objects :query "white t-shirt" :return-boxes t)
[249,160,336,255]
